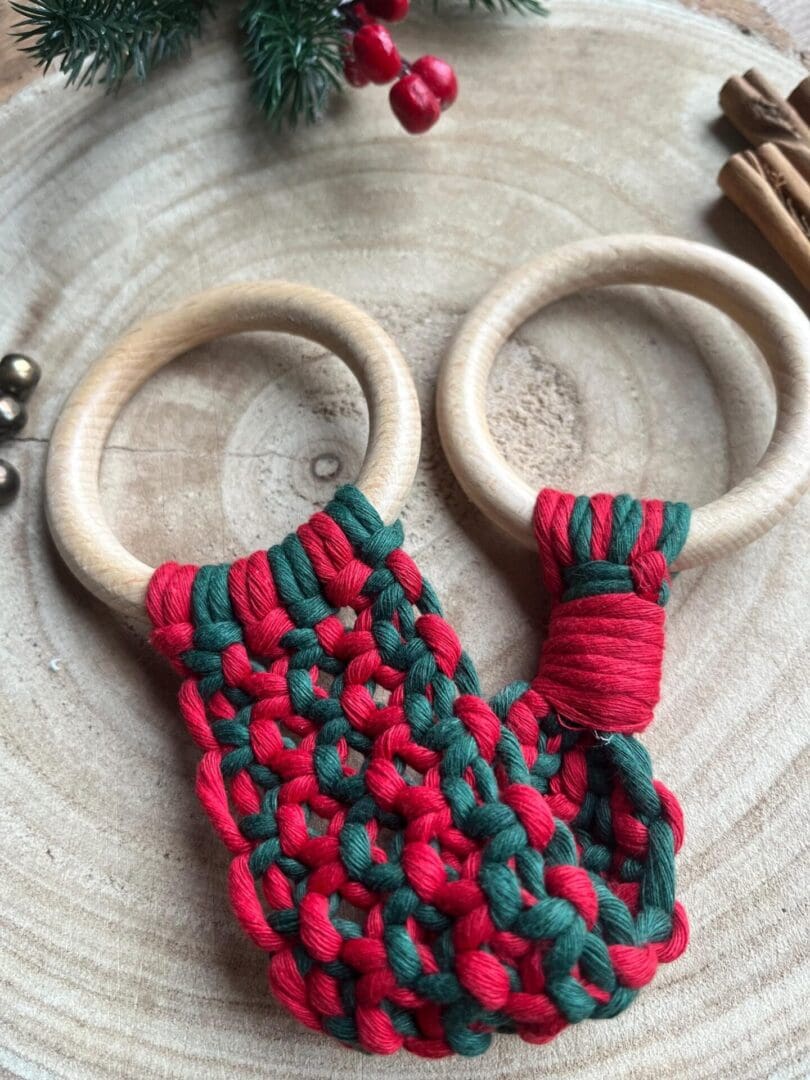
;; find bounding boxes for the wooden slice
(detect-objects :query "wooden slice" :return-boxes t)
[1,3,808,1077]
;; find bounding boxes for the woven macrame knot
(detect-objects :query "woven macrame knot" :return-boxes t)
[532,489,690,734]
[147,561,198,673]
[146,484,692,1057]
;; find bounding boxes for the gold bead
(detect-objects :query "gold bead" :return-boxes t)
[0,394,27,436]
[0,353,41,401]
[0,459,20,505]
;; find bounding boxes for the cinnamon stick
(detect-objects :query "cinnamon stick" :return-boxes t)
[717,69,810,291]
[756,143,810,231]
[719,146,810,292]
[719,69,810,180]
[788,77,810,128]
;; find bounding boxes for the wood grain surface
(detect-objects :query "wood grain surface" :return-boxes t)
[1,2,809,1078]
[0,0,808,101]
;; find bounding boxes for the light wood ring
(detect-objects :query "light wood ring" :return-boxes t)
[46,282,421,620]
[437,235,810,570]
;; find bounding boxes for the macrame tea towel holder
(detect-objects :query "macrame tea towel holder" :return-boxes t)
[45,240,810,1058]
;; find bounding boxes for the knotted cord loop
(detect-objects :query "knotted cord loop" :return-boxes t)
[147,486,689,1058]
[533,490,690,734]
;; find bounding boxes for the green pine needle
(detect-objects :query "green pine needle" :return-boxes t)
[11,0,214,88]
[11,0,549,125]
[241,0,345,128]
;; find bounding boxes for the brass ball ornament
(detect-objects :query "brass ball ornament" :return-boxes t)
[0,459,21,505]
[0,394,27,436]
[0,354,41,402]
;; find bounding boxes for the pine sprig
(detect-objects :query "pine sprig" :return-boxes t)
[11,0,549,128]
[241,0,345,127]
[11,0,214,88]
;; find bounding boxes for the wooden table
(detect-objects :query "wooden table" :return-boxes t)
[1,3,808,1078]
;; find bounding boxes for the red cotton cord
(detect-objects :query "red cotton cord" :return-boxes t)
[145,484,691,1058]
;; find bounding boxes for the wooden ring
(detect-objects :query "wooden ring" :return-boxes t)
[437,235,810,570]
[46,282,421,619]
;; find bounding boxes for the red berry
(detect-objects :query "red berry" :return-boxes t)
[389,74,441,134]
[343,52,370,87]
[410,55,457,109]
[353,24,402,84]
[352,2,372,22]
[365,0,410,21]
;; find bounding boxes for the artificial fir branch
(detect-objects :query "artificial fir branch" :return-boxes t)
[11,0,214,87]
[11,0,548,128]
[240,0,345,127]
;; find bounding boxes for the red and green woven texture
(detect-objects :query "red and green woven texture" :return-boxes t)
[147,486,691,1057]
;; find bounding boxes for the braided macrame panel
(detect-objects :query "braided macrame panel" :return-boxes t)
[147,486,691,1058]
